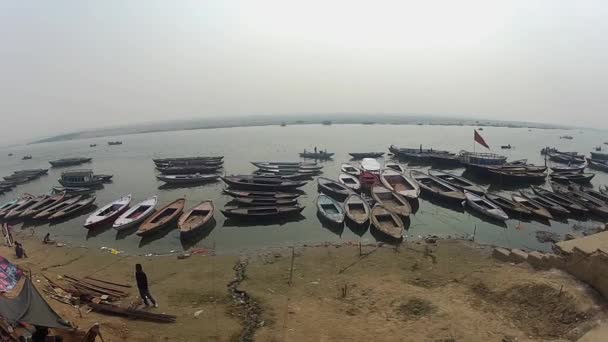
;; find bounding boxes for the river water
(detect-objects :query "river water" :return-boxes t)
[0,124,606,255]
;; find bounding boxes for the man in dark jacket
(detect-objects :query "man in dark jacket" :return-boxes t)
[135,264,157,308]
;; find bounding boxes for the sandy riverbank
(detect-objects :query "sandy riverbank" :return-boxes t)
[2,229,606,341]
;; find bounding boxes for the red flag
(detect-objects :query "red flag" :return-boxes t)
[474,130,490,149]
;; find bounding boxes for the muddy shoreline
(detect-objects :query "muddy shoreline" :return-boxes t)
[2,229,606,341]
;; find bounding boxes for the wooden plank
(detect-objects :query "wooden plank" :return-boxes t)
[88,303,176,323]
[84,276,132,288]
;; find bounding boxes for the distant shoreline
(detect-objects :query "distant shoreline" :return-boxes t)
[29,115,570,145]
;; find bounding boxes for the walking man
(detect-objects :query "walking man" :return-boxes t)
[135,264,157,308]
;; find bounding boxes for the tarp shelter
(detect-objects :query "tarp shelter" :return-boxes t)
[0,277,71,330]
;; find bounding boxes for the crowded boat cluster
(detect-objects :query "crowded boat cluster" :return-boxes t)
[0,169,48,194]
[0,141,607,243]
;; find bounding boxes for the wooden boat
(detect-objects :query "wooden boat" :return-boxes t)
[52,186,93,196]
[157,165,222,175]
[254,167,318,175]
[156,160,224,168]
[221,205,304,219]
[371,186,412,217]
[3,175,33,183]
[518,190,570,216]
[553,185,608,217]
[576,186,608,204]
[113,196,158,230]
[587,159,608,172]
[498,164,547,173]
[344,194,370,226]
[547,152,585,165]
[4,195,48,219]
[486,193,532,216]
[428,170,485,195]
[531,186,588,214]
[410,170,465,202]
[360,158,381,173]
[14,169,48,175]
[428,153,461,166]
[338,173,361,192]
[252,172,309,180]
[550,163,586,173]
[58,169,104,187]
[0,198,20,217]
[20,192,66,218]
[316,194,345,225]
[251,161,316,167]
[348,152,384,159]
[370,205,404,240]
[252,162,322,171]
[222,176,307,191]
[34,196,82,219]
[590,151,608,161]
[84,195,132,228]
[511,194,553,220]
[49,196,96,220]
[317,177,351,200]
[232,197,297,206]
[299,151,334,159]
[49,157,92,167]
[157,174,219,184]
[222,189,300,200]
[550,172,595,184]
[486,169,547,183]
[380,169,420,199]
[153,156,223,164]
[137,199,185,236]
[464,191,509,221]
[341,163,361,176]
[178,200,214,236]
[384,162,406,173]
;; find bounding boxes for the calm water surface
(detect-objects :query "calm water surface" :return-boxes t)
[0,124,606,255]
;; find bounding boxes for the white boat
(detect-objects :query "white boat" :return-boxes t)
[464,191,509,221]
[360,158,381,173]
[340,163,361,176]
[113,196,158,230]
[380,169,420,199]
[84,195,132,228]
[338,173,361,191]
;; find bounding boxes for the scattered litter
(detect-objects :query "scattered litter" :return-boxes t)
[177,253,191,260]
[194,309,204,317]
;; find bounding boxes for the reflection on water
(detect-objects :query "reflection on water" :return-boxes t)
[0,124,606,254]
[317,211,344,237]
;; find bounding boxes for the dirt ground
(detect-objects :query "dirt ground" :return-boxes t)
[1,231,607,342]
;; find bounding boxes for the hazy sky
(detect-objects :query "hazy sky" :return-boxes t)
[1,0,607,144]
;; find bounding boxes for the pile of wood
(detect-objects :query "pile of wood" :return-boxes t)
[43,274,176,323]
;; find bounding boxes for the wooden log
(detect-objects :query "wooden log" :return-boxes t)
[88,303,177,323]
